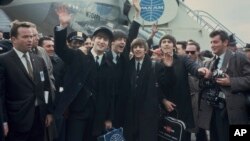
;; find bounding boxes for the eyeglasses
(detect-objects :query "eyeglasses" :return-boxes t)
[185,51,196,55]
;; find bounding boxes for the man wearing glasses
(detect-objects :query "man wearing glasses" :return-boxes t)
[186,42,208,141]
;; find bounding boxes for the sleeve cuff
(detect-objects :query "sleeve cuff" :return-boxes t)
[55,25,66,31]
[133,16,144,25]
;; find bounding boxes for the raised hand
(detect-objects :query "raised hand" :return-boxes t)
[162,51,173,67]
[132,0,141,18]
[55,4,71,28]
[151,23,158,36]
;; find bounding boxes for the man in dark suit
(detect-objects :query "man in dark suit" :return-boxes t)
[198,30,250,141]
[54,6,115,141]
[0,21,53,141]
[106,1,141,128]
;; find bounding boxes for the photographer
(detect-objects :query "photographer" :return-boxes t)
[198,30,250,141]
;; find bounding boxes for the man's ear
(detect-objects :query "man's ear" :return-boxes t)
[223,40,229,47]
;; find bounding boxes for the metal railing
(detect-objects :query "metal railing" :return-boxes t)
[180,1,245,47]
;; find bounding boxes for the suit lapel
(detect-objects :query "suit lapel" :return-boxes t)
[221,49,233,71]
[10,50,34,83]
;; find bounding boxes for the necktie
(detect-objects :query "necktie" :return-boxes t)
[213,57,220,71]
[23,53,34,79]
[136,62,140,74]
[96,56,100,67]
[116,55,120,64]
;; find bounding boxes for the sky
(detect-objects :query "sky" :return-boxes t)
[184,0,250,44]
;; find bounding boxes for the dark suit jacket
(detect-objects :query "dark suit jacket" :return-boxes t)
[0,50,52,132]
[124,55,175,141]
[54,27,115,135]
[198,49,250,129]
[158,54,200,129]
[106,20,141,127]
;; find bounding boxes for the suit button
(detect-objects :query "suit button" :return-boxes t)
[78,83,82,86]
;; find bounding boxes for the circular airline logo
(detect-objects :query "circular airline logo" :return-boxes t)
[140,0,165,22]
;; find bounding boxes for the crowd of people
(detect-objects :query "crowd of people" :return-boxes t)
[1,1,250,141]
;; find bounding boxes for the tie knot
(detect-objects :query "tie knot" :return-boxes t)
[96,56,99,61]
[23,53,27,57]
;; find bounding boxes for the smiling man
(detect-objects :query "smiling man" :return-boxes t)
[54,5,115,141]
[198,30,250,141]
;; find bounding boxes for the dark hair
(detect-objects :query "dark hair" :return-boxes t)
[187,42,201,52]
[131,38,148,51]
[200,50,214,58]
[159,35,176,47]
[10,21,31,37]
[176,41,187,50]
[209,30,229,42]
[38,36,53,47]
[112,29,127,41]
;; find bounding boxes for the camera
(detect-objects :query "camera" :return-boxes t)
[213,69,226,78]
[205,89,225,109]
[199,69,227,109]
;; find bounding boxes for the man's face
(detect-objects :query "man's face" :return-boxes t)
[92,33,109,54]
[31,27,39,47]
[12,27,33,53]
[210,35,228,56]
[176,44,186,55]
[228,45,237,52]
[69,39,84,49]
[245,50,250,60]
[42,40,54,56]
[160,39,174,54]
[132,45,146,60]
[186,44,198,61]
[83,37,92,50]
[0,32,3,40]
[112,37,126,54]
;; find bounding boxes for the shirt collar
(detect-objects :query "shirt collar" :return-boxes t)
[91,48,104,61]
[217,52,226,60]
[13,47,30,59]
[111,50,120,59]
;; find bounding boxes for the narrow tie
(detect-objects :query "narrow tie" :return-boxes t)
[136,62,140,74]
[96,56,100,68]
[23,53,34,79]
[116,55,120,64]
[213,57,220,71]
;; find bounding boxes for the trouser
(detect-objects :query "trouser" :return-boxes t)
[65,98,94,141]
[195,128,208,141]
[210,108,229,141]
[6,107,44,141]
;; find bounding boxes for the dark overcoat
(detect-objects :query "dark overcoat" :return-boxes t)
[158,54,200,129]
[106,20,141,128]
[54,27,115,136]
[124,55,174,141]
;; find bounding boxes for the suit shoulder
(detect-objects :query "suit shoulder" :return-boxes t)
[0,50,13,61]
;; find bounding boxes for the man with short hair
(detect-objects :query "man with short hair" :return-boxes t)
[186,42,208,141]
[54,5,115,141]
[228,34,237,52]
[176,41,187,55]
[28,23,56,101]
[0,21,53,141]
[39,36,55,57]
[198,30,250,141]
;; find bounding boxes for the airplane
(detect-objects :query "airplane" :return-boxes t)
[0,0,245,49]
